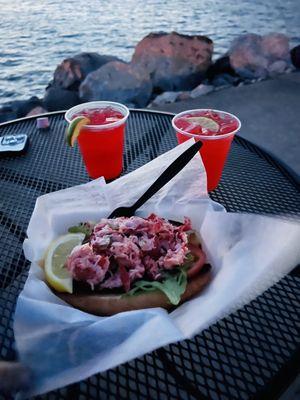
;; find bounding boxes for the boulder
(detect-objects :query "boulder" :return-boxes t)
[206,56,237,81]
[79,61,152,107]
[229,33,291,79]
[229,33,268,78]
[150,91,181,106]
[16,96,43,118]
[0,96,43,123]
[26,106,48,117]
[190,84,214,98]
[268,60,289,76]
[43,87,80,111]
[0,106,17,124]
[261,33,290,61]
[177,91,191,101]
[291,45,300,68]
[53,52,120,90]
[131,32,213,92]
[211,73,241,87]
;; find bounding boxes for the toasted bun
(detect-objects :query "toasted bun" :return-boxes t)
[57,265,212,316]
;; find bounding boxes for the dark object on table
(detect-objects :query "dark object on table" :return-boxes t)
[0,134,28,156]
[0,361,32,395]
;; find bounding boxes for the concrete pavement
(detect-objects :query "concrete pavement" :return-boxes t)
[151,72,300,179]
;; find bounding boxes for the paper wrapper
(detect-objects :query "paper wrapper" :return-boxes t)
[15,139,300,398]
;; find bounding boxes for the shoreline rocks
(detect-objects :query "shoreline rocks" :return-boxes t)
[228,33,291,79]
[44,87,80,111]
[0,31,299,123]
[0,96,43,123]
[79,61,153,107]
[131,32,213,92]
[52,52,120,91]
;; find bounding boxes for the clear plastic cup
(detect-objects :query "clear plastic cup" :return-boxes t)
[172,109,241,191]
[65,101,130,180]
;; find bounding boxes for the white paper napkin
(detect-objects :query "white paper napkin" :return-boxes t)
[15,139,300,398]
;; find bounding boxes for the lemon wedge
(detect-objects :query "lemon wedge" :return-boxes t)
[44,233,85,293]
[66,116,90,147]
[185,116,219,132]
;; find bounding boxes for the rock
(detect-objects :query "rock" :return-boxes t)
[0,106,17,123]
[291,45,300,68]
[214,85,231,91]
[16,96,43,118]
[131,31,213,91]
[151,91,180,106]
[261,33,290,61]
[206,56,237,81]
[206,56,242,87]
[26,106,48,117]
[0,96,43,123]
[53,52,120,90]
[177,91,191,101]
[43,87,80,111]
[211,73,241,87]
[125,103,136,109]
[285,66,296,73]
[79,61,152,107]
[229,33,291,79]
[229,33,268,78]
[190,84,214,98]
[268,60,289,76]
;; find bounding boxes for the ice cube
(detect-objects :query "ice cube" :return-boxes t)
[220,124,234,134]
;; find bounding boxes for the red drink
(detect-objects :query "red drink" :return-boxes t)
[172,109,241,191]
[65,102,129,180]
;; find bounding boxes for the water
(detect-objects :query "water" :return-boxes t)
[0,0,299,104]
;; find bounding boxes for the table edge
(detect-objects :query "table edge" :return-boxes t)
[1,109,299,188]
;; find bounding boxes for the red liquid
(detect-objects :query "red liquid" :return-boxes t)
[175,110,239,136]
[72,107,126,180]
[174,110,240,191]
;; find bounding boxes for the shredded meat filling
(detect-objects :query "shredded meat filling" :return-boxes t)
[66,214,192,291]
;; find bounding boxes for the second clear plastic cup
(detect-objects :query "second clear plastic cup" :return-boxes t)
[65,101,130,180]
[172,109,241,191]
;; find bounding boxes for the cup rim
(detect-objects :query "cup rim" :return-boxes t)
[171,108,241,140]
[65,101,130,130]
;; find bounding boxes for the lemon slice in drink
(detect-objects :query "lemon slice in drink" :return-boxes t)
[66,116,90,147]
[44,233,85,293]
[185,116,219,132]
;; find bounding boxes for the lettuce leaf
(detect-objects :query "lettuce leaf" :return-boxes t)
[126,268,187,305]
[68,222,94,242]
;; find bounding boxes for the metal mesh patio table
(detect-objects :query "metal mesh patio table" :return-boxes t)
[0,110,299,400]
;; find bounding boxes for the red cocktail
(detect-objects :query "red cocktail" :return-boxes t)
[65,101,129,180]
[172,109,241,191]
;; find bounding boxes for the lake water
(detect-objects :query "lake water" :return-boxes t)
[0,0,299,104]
